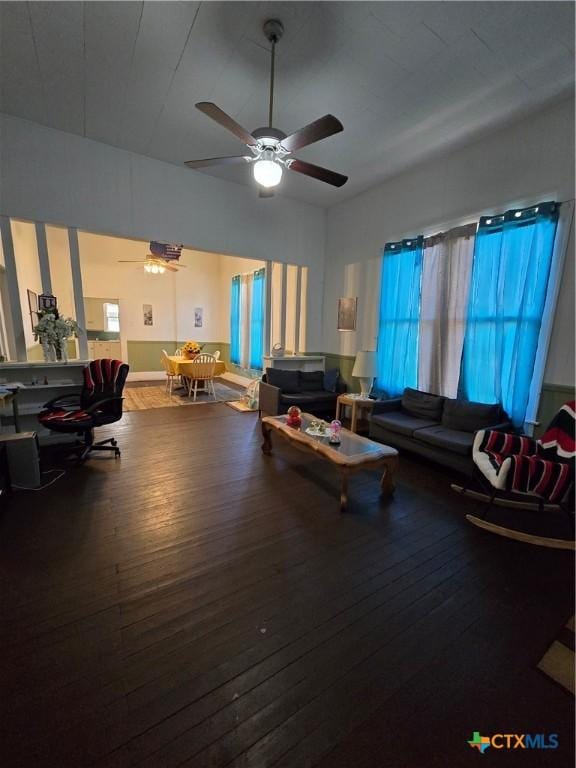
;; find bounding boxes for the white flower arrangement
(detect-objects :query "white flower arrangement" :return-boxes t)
[34,312,80,345]
[34,312,81,362]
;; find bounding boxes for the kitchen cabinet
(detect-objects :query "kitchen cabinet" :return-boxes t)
[87,341,122,360]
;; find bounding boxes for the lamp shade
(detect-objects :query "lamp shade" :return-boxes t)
[352,350,377,378]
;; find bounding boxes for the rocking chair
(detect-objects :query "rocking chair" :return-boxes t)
[463,401,575,549]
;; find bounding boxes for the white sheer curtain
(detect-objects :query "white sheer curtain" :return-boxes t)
[418,224,476,397]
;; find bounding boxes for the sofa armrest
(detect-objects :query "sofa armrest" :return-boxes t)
[259,381,281,417]
[371,398,402,417]
[487,421,514,433]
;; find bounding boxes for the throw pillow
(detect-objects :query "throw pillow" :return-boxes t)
[299,370,325,392]
[323,368,340,393]
[401,387,444,421]
[265,368,301,393]
[442,398,502,432]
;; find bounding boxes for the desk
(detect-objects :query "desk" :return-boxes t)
[0,387,19,431]
[168,356,226,377]
[335,394,375,434]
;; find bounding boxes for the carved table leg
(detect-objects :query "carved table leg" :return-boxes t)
[380,455,399,496]
[261,422,273,455]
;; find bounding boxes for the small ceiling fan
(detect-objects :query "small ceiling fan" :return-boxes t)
[185,19,348,197]
[118,242,187,274]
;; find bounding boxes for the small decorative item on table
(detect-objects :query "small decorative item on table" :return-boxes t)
[182,340,202,359]
[329,419,342,445]
[286,405,302,429]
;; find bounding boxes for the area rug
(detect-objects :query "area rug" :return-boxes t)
[225,400,258,413]
[124,382,242,411]
[537,616,575,694]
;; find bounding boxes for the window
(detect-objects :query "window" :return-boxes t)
[230,276,241,365]
[230,269,266,370]
[375,238,423,397]
[376,202,561,428]
[418,225,476,398]
[461,203,559,426]
[103,302,120,333]
[250,269,265,370]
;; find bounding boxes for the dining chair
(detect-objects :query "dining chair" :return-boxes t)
[186,353,217,402]
[214,350,221,361]
[161,350,178,396]
[175,347,183,356]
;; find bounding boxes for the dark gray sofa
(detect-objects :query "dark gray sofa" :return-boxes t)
[369,387,511,476]
[259,368,345,419]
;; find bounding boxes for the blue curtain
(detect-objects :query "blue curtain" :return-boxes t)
[250,269,265,369]
[376,237,424,397]
[230,275,241,365]
[461,202,558,427]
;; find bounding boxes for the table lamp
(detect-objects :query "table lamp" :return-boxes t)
[352,350,377,398]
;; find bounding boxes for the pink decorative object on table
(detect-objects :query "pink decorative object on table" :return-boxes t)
[329,419,342,444]
[286,406,302,429]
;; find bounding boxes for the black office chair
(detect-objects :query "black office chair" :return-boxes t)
[38,359,129,461]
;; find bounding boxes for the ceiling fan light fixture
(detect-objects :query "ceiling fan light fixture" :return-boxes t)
[253,156,283,188]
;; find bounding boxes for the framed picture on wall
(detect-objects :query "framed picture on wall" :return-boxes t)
[27,289,38,331]
[143,304,153,326]
[194,307,203,328]
[337,297,357,331]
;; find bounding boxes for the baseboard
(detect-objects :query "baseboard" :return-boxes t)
[127,371,165,382]
[221,371,252,387]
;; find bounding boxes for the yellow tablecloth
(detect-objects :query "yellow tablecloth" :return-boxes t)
[168,356,226,377]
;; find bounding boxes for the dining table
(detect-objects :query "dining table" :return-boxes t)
[167,355,226,378]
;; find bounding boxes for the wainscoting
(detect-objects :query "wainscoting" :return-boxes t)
[126,341,231,372]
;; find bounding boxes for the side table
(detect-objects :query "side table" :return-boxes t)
[335,394,375,434]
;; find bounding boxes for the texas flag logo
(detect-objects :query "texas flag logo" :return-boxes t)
[468,732,491,754]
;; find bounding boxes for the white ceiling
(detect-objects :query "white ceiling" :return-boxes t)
[1,1,574,207]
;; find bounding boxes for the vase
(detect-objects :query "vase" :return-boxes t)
[41,341,56,363]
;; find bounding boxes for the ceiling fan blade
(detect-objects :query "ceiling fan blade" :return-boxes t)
[118,260,145,263]
[196,102,256,147]
[185,155,252,169]
[162,264,179,272]
[280,115,343,153]
[258,189,275,199]
[287,158,348,187]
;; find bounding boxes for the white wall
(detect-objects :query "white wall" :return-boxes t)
[323,96,575,386]
[11,219,42,350]
[0,113,326,351]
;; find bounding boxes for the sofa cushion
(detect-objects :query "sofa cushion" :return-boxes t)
[323,368,340,393]
[415,425,475,456]
[280,392,338,406]
[442,398,501,433]
[401,388,445,421]
[299,370,325,392]
[266,368,300,394]
[371,411,440,437]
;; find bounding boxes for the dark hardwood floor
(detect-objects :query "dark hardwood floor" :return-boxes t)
[0,404,573,767]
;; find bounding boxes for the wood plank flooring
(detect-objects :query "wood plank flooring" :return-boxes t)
[0,404,573,767]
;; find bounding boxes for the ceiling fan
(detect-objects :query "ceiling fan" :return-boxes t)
[118,242,187,274]
[185,19,348,197]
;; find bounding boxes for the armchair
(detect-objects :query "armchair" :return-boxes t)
[38,359,129,461]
